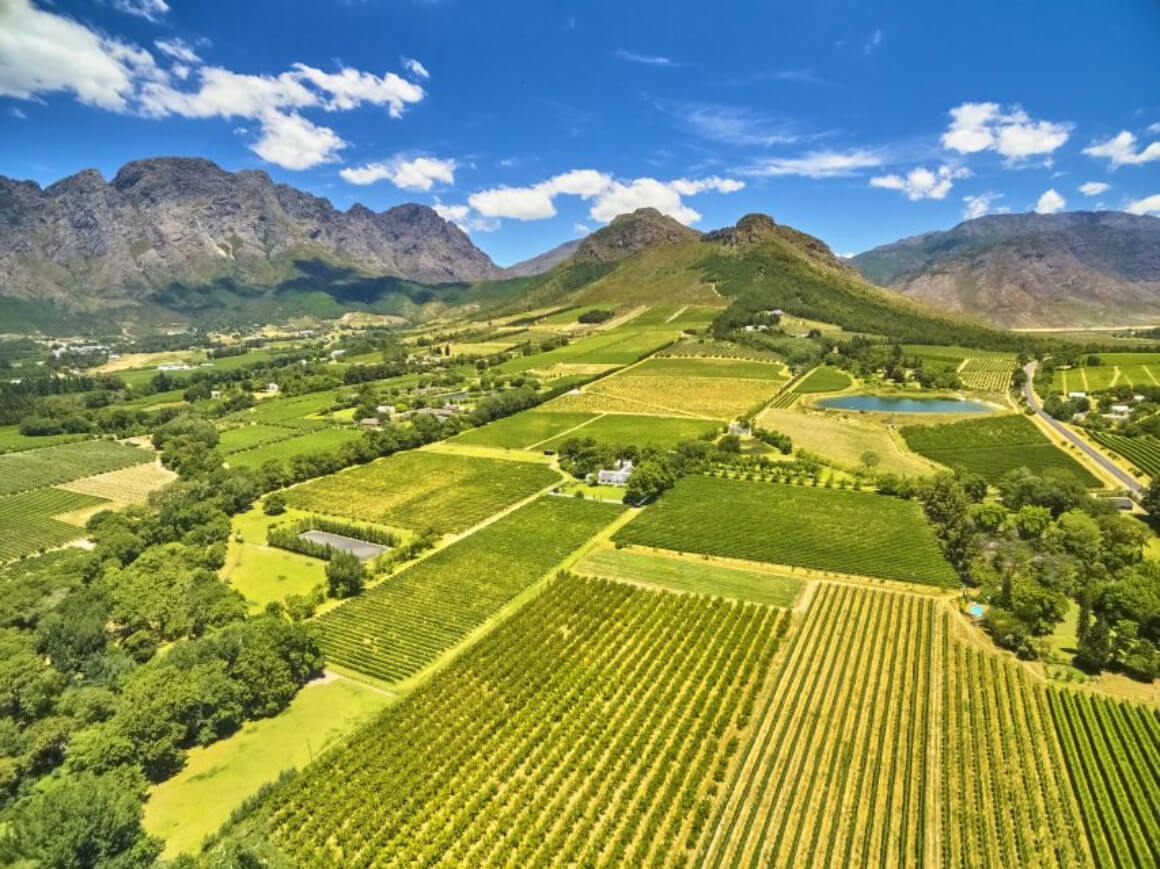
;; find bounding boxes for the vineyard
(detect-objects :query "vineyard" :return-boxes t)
[629,357,790,381]
[451,411,597,449]
[794,365,853,393]
[902,414,1100,485]
[0,439,152,496]
[544,374,779,420]
[314,497,623,683]
[58,461,176,505]
[225,427,364,470]
[217,423,297,453]
[285,450,559,534]
[537,413,720,450]
[656,340,784,362]
[613,475,958,586]
[0,488,108,561]
[1089,431,1160,477]
[958,355,1016,392]
[240,575,791,865]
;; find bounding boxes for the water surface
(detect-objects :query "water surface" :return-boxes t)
[816,395,991,414]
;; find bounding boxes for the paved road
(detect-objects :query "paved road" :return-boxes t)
[1022,362,1141,494]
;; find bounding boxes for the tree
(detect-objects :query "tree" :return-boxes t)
[4,771,162,868]
[326,552,365,598]
[1012,505,1052,539]
[860,450,880,470]
[1141,475,1160,517]
[263,493,287,516]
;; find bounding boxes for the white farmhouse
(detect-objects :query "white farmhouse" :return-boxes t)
[1068,391,1087,399]
[596,460,634,486]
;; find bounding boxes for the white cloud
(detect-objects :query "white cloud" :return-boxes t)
[740,149,882,178]
[864,29,883,55]
[0,1,429,171]
[401,57,429,80]
[340,156,455,190]
[942,102,1070,164]
[1083,131,1160,168]
[573,222,591,235]
[659,101,797,147]
[614,50,675,66]
[962,191,1002,219]
[1034,188,1066,214]
[467,170,744,225]
[1078,181,1109,196]
[154,38,200,64]
[1148,122,1160,135]
[251,110,346,170]
[112,0,169,21]
[432,201,498,233]
[869,165,969,201]
[9,106,27,119]
[1126,195,1160,216]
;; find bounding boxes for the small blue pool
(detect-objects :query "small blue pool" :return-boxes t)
[816,395,992,414]
[968,603,986,619]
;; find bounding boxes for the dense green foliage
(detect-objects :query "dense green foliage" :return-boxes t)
[314,498,623,683]
[902,415,1099,485]
[615,475,958,586]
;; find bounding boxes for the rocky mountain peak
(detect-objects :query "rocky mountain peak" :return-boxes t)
[575,207,700,263]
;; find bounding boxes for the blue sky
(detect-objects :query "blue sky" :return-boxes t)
[2,0,1159,266]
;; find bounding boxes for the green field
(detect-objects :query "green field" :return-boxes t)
[450,411,597,449]
[1052,353,1160,394]
[614,475,957,586]
[222,575,788,863]
[901,415,1100,485]
[225,428,365,470]
[576,546,803,607]
[144,676,389,859]
[0,439,152,496]
[0,488,108,561]
[538,413,721,449]
[218,424,298,454]
[223,540,326,612]
[629,357,789,380]
[795,365,853,393]
[247,391,339,427]
[285,450,560,534]
[0,425,86,453]
[315,497,624,683]
[1089,431,1160,477]
[494,317,684,374]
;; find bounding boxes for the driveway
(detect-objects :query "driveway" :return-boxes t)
[1022,362,1141,494]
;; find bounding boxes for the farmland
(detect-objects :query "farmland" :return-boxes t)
[58,461,176,505]
[629,356,789,380]
[218,423,297,453]
[544,373,781,419]
[795,365,853,393]
[902,414,1100,485]
[225,427,364,470]
[1089,431,1160,477]
[285,450,559,533]
[958,354,1017,391]
[0,439,152,496]
[656,340,784,362]
[538,413,721,449]
[575,546,803,607]
[1051,353,1160,394]
[0,488,107,561]
[451,410,597,449]
[232,575,789,863]
[0,425,85,453]
[314,498,624,683]
[614,475,958,586]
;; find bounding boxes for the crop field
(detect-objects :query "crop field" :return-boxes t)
[703,584,1158,868]
[218,424,297,453]
[58,461,176,505]
[575,546,803,607]
[656,340,783,362]
[0,488,108,561]
[958,355,1017,391]
[630,356,789,381]
[1089,432,1160,477]
[451,411,597,449]
[0,439,152,496]
[756,407,935,476]
[285,450,559,533]
[614,475,958,586]
[899,344,972,365]
[314,499,624,683]
[0,425,85,453]
[901,414,1099,485]
[539,413,720,449]
[225,427,365,470]
[544,374,780,419]
[239,575,789,864]
[794,365,853,393]
[246,391,339,427]
[1052,354,1160,394]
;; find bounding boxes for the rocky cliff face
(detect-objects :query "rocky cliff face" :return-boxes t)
[574,207,700,263]
[0,157,500,310]
[851,212,1160,327]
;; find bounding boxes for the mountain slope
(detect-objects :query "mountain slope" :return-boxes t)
[503,239,582,277]
[0,157,501,316]
[850,211,1160,327]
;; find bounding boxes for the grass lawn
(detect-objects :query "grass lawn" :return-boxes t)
[223,542,325,612]
[144,676,389,859]
[757,407,934,476]
[450,410,597,449]
[285,450,560,533]
[538,413,721,449]
[614,475,957,587]
[576,546,803,607]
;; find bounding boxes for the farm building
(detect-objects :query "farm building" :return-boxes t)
[728,420,752,436]
[266,382,280,394]
[1108,403,1131,417]
[1068,391,1087,399]
[596,460,634,486]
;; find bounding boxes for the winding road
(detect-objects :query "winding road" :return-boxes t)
[1022,361,1141,494]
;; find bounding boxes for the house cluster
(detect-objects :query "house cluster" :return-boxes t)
[359,403,465,428]
[157,363,194,372]
[593,459,634,487]
[1066,391,1145,420]
[51,343,108,359]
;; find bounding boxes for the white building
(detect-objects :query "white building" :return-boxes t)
[596,460,634,487]
[1108,403,1131,416]
[1068,391,1087,399]
[728,420,752,436]
[266,382,279,394]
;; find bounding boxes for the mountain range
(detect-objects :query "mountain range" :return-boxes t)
[3,157,1157,334]
[850,211,1160,328]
